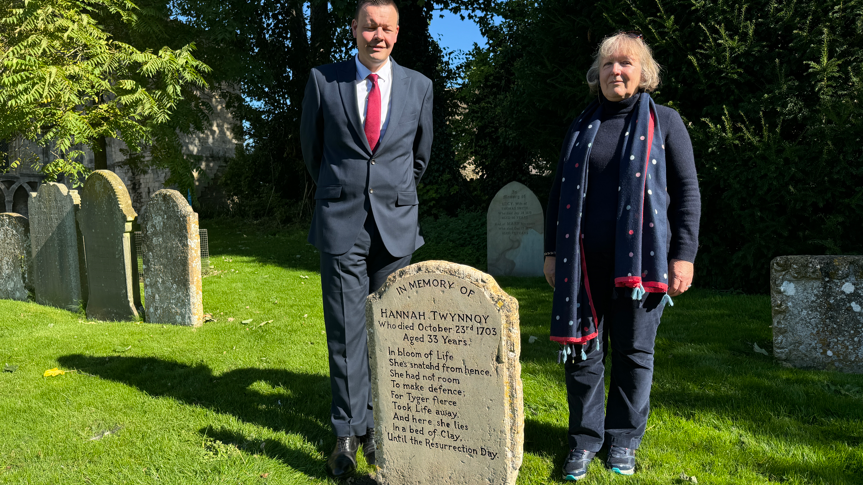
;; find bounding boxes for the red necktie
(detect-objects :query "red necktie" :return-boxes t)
[364,73,381,153]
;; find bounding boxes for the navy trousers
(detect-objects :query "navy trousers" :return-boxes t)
[564,251,664,452]
[319,210,412,437]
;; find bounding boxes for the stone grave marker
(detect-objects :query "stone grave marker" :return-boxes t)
[0,213,31,301]
[487,181,544,277]
[366,261,523,484]
[28,183,88,310]
[141,189,203,326]
[77,170,141,321]
[772,255,863,373]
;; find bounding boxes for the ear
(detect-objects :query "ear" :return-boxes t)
[392,25,399,44]
[351,19,358,39]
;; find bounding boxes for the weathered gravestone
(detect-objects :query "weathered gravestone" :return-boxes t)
[28,183,88,310]
[141,189,203,326]
[772,255,863,373]
[366,261,523,484]
[77,170,141,321]
[0,213,31,301]
[487,182,544,277]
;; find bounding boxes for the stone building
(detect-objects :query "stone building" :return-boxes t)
[0,91,238,217]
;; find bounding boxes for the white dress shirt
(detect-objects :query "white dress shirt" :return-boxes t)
[355,56,393,141]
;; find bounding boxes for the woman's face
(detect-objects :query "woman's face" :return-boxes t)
[599,51,642,101]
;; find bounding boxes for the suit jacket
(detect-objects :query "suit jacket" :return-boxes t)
[300,58,433,257]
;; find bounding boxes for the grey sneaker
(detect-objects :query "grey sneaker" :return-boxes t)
[562,449,596,481]
[607,445,636,475]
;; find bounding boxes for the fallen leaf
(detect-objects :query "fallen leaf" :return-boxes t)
[528,336,538,344]
[242,319,253,324]
[43,368,66,377]
[4,364,18,373]
[259,320,273,327]
[303,314,308,318]
[228,318,235,322]
[753,343,769,356]
[203,313,216,323]
[261,472,269,478]
[113,346,132,353]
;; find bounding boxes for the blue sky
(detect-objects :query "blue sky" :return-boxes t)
[428,10,486,53]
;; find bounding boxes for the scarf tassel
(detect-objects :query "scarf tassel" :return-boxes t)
[559,343,593,364]
[631,284,646,301]
[660,293,674,308]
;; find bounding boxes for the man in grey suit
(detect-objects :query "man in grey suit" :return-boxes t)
[300,0,433,477]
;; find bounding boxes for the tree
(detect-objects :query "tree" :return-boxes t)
[0,0,210,185]
[454,0,863,291]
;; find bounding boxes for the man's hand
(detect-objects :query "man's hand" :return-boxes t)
[544,256,556,288]
[668,259,694,297]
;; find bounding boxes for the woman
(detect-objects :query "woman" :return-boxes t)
[544,32,701,481]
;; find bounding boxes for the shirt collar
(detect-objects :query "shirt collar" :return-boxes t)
[355,55,391,83]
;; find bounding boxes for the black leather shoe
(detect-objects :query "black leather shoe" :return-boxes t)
[562,449,596,481]
[359,427,376,465]
[327,436,359,477]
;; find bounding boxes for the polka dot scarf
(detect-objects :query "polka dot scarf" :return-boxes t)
[550,93,671,361]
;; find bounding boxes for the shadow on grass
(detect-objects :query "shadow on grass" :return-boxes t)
[202,218,322,274]
[57,354,338,479]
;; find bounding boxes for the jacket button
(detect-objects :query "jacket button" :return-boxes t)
[370,159,376,165]
[369,189,374,194]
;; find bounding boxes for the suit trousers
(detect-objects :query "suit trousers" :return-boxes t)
[564,250,664,452]
[319,210,412,437]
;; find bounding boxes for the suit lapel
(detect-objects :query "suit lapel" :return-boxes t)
[337,60,372,155]
[375,59,412,155]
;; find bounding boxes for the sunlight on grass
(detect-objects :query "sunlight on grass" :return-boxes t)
[1,219,861,484]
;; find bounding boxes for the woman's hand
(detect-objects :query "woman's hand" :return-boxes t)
[668,259,694,296]
[544,256,556,288]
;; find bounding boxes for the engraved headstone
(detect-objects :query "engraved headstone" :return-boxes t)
[772,255,863,373]
[366,261,523,484]
[0,213,31,301]
[28,183,88,310]
[141,189,203,326]
[77,170,141,321]
[487,182,544,277]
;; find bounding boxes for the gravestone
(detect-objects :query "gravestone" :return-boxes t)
[366,261,523,484]
[77,170,141,321]
[0,213,31,301]
[487,182,544,277]
[141,189,203,326]
[28,183,88,310]
[772,255,863,373]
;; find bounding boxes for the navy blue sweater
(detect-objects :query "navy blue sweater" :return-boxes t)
[545,93,701,263]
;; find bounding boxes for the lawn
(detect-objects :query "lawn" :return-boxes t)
[1,218,861,484]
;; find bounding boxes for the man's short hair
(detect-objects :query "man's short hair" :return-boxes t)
[355,0,399,23]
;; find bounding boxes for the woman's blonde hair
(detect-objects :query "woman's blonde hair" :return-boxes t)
[586,32,661,95]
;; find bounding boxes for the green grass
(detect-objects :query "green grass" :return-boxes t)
[1,218,862,484]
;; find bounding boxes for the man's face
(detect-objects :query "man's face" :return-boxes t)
[351,4,399,72]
